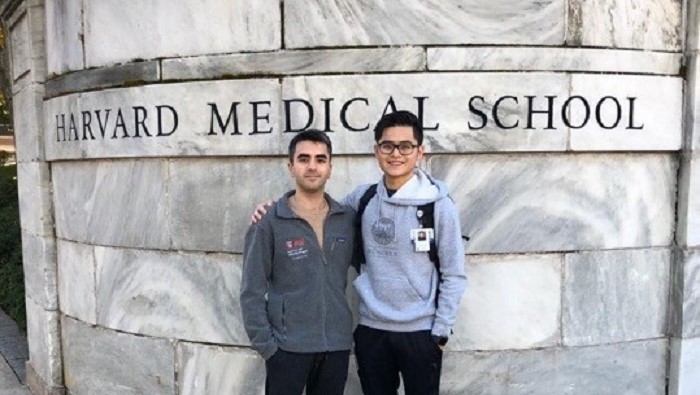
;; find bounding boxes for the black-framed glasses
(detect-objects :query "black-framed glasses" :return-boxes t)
[377,141,419,155]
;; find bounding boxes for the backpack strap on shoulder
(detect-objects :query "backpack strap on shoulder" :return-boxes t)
[417,201,441,308]
[354,184,378,266]
[417,202,439,269]
[357,184,377,220]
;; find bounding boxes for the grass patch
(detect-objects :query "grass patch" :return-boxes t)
[0,164,25,331]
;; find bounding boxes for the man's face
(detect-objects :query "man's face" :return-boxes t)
[374,126,424,187]
[288,140,332,194]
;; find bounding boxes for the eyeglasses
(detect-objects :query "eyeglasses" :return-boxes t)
[377,141,420,155]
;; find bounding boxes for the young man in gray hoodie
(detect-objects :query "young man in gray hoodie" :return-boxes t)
[241,130,356,395]
[343,110,467,395]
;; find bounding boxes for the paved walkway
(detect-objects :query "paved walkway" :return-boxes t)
[0,310,30,394]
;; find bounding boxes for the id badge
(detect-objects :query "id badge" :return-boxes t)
[410,228,434,252]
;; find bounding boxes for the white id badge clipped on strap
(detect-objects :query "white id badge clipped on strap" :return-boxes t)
[410,228,434,252]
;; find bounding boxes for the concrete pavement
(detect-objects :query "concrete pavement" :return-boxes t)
[0,357,29,394]
[0,310,29,394]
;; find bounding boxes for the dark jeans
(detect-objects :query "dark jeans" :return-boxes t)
[354,325,442,395]
[265,348,350,395]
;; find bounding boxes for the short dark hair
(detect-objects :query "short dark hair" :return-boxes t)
[373,110,423,145]
[288,129,332,162]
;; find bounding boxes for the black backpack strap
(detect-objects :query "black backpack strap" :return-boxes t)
[357,184,378,220]
[417,202,441,308]
[354,184,378,266]
[417,202,439,270]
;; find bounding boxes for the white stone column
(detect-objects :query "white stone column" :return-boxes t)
[669,1,700,393]
[0,0,63,394]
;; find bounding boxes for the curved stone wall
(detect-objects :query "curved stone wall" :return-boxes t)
[4,0,698,394]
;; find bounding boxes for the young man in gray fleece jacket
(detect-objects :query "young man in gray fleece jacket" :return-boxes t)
[241,130,356,395]
[343,110,467,395]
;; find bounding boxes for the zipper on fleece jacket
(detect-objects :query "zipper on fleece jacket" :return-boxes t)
[320,213,330,349]
[294,213,332,350]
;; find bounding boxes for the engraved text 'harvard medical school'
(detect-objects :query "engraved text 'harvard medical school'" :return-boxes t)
[54,95,644,142]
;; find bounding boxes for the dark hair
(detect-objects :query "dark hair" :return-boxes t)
[373,110,423,145]
[288,129,332,162]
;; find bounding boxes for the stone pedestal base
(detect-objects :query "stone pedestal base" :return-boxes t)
[25,362,64,395]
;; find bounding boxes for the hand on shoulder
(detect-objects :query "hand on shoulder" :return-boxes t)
[250,200,274,224]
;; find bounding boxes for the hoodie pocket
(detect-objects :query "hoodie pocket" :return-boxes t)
[355,273,425,318]
[406,269,435,301]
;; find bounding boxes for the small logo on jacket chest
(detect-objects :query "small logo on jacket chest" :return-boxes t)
[371,218,395,245]
[284,238,309,260]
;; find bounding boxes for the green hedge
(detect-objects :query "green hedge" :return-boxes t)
[0,164,25,331]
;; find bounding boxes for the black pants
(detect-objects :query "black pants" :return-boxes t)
[354,325,442,395]
[265,348,350,395]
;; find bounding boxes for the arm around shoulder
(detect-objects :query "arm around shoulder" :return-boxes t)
[341,183,376,211]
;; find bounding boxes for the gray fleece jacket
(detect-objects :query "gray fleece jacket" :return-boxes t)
[241,191,356,359]
[343,168,467,338]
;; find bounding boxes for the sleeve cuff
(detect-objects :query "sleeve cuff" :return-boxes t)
[431,322,451,338]
[258,342,279,360]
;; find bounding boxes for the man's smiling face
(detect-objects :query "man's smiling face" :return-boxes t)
[374,125,424,189]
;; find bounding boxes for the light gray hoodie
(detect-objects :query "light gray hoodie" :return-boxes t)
[343,168,467,338]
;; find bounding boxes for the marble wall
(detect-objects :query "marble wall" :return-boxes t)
[670,1,700,393]
[2,1,64,394]
[1,0,696,394]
